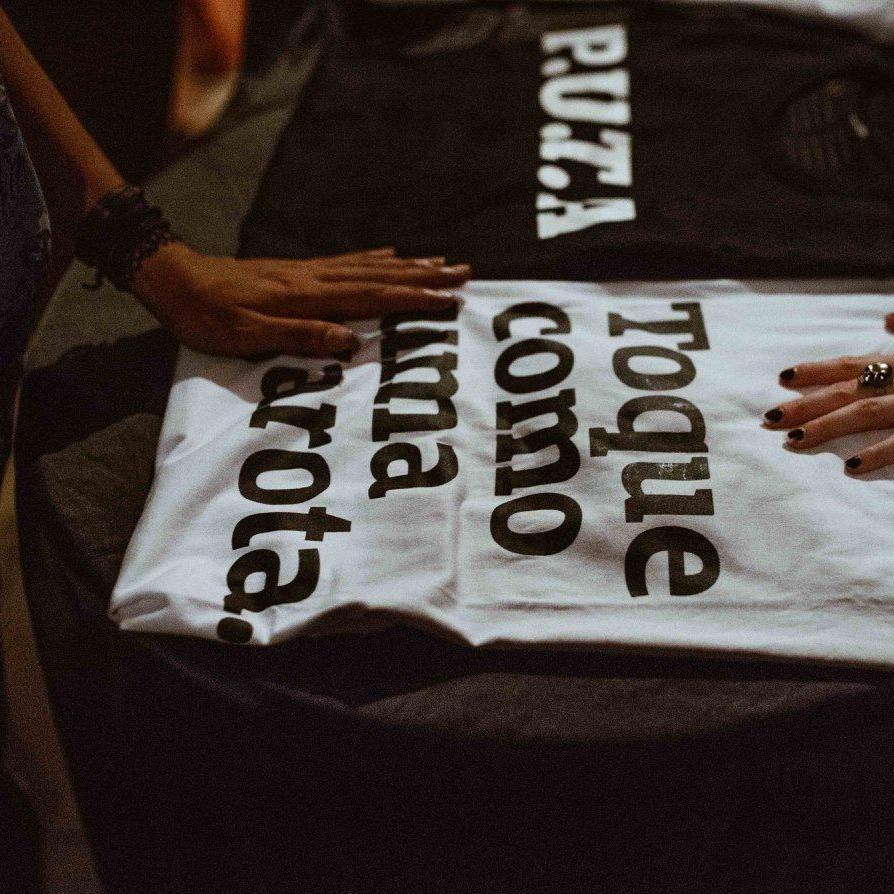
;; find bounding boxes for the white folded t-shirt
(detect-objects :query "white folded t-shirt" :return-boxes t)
[111,280,894,668]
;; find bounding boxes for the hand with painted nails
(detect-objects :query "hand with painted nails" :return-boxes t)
[762,355,894,475]
[133,242,469,359]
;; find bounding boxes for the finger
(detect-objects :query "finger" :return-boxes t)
[239,248,398,269]
[243,256,450,276]
[782,395,894,450]
[763,378,889,428]
[843,431,894,475]
[776,355,893,388]
[316,264,471,288]
[301,283,459,320]
[311,256,448,270]
[251,315,362,358]
[304,247,396,263]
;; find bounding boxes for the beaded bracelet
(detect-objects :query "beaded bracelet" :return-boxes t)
[75,185,179,292]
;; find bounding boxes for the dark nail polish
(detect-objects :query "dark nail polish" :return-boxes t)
[779,368,796,382]
[764,408,783,422]
[845,456,863,470]
[787,428,805,441]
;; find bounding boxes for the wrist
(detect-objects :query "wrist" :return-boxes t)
[133,240,199,309]
[134,242,195,296]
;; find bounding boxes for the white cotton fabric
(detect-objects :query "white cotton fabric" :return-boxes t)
[111,280,894,668]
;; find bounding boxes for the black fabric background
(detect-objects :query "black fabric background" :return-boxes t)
[241,2,894,279]
[14,3,894,891]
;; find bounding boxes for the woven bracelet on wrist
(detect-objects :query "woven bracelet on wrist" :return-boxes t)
[75,185,179,293]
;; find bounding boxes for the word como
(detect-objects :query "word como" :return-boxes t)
[537,24,636,239]
[490,302,582,556]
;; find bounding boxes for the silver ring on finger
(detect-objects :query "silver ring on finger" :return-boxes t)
[857,361,893,389]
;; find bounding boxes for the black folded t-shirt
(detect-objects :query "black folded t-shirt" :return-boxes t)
[241,2,894,279]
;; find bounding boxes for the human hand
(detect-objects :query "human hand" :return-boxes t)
[133,242,470,358]
[762,355,894,475]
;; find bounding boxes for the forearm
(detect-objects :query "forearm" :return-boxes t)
[0,9,125,271]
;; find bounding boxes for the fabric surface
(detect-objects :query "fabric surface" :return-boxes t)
[688,0,894,44]
[358,0,894,47]
[13,9,894,892]
[0,75,50,368]
[0,73,49,466]
[241,3,894,279]
[0,69,48,894]
[113,281,894,667]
